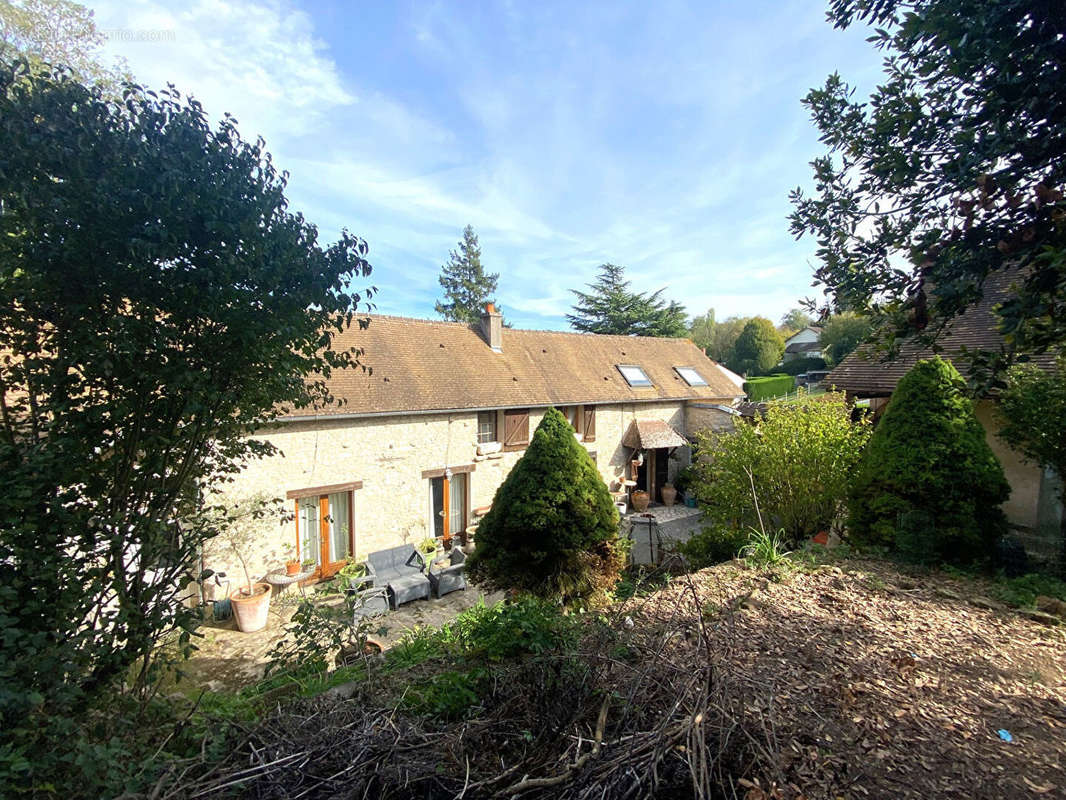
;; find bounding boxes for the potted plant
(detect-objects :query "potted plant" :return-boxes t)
[338,556,367,589]
[301,557,316,573]
[417,536,441,565]
[219,496,275,633]
[284,543,300,576]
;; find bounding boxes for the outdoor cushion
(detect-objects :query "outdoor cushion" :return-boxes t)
[388,570,431,607]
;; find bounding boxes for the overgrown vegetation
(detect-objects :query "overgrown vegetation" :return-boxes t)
[848,358,1010,564]
[692,392,870,545]
[678,524,749,568]
[468,408,624,606]
[0,59,374,794]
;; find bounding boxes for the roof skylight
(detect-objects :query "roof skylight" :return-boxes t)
[616,364,653,387]
[674,366,708,386]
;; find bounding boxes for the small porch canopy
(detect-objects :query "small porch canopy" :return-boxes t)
[622,419,688,450]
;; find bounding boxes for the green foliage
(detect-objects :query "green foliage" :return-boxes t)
[990,573,1066,609]
[780,308,814,334]
[435,225,500,324]
[689,309,751,364]
[693,392,871,545]
[819,313,872,367]
[998,357,1066,485]
[467,408,624,605]
[0,60,374,793]
[401,669,488,720]
[671,464,698,498]
[677,525,749,569]
[848,358,1010,564]
[0,0,130,93]
[266,596,367,677]
[741,528,792,569]
[778,356,827,376]
[730,317,785,375]
[743,374,795,401]
[568,263,688,337]
[791,0,1066,369]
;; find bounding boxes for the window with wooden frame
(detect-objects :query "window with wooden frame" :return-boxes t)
[422,465,475,545]
[558,405,596,442]
[477,411,497,444]
[502,408,530,451]
[286,481,361,578]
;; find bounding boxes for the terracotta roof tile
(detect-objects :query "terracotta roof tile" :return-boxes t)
[287,315,742,417]
[828,270,1059,395]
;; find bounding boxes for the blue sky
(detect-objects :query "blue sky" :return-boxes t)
[90,0,885,330]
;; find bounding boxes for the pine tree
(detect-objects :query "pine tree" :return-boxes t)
[567,263,687,337]
[466,408,624,606]
[435,225,499,324]
[848,357,1010,564]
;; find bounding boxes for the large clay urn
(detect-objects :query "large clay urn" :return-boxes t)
[631,489,650,513]
[661,484,677,507]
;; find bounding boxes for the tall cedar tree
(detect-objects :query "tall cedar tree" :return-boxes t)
[729,317,785,375]
[0,60,374,761]
[467,408,623,606]
[848,357,1010,563]
[435,225,499,324]
[568,263,687,337]
[790,0,1066,382]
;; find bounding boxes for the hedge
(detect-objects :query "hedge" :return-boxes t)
[777,356,827,376]
[743,374,794,401]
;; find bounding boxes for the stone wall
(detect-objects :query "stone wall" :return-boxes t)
[685,403,737,436]
[204,400,701,590]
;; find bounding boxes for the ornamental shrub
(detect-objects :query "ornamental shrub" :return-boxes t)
[467,408,623,606]
[778,356,827,376]
[692,392,870,545]
[848,357,1010,564]
[743,374,795,401]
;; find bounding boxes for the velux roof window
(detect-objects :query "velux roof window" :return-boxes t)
[674,366,708,386]
[616,364,653,387]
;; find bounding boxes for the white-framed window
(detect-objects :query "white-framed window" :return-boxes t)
[616,364,653,387]
[477,411,497,444]
[674,366,708,386]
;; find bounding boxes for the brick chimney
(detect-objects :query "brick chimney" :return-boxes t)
[479,302,502,352]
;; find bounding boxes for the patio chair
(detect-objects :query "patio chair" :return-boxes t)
[428,547,467,598]
[366,544,431,608]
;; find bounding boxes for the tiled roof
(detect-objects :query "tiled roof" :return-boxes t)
[622,419,688,449]
[785,341,824,354]
[827,270,1059,395]
[284,315,743,418]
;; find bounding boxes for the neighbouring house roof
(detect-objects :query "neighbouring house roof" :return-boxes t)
[785,341,824,354]
[282,315,743,419]
[622,419,688,450]
[828,270,1060,396]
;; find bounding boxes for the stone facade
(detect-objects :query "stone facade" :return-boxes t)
[204,400,714,589]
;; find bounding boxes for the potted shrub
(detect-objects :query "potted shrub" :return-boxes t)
[338,556,367,589]
[218,496,275,633]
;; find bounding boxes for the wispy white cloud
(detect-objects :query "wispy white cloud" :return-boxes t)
[87,0,883,329]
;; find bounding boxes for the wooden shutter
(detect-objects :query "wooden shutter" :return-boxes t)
[583,406,596,442]
[503,409,529,450]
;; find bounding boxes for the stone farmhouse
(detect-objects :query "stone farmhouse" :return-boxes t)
[210,305,743,584]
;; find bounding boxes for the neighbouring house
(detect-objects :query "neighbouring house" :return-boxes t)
[205,305,743,589]
[827,271,1063,562]
[782,326,824,362]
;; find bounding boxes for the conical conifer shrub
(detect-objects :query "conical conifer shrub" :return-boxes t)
[467,407,622,605]
[848,356,1010,563]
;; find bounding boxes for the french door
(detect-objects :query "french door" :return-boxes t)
[429,472,467,544]
[295,490,353,577]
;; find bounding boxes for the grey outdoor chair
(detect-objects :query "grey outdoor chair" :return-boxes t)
[366,544,431,608]
[428,547,467,598]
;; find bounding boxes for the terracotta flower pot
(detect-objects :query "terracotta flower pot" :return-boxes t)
[230,582,272,633]
[661,485,677,507]
[631,490,650,512]
[285,560,300,576]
